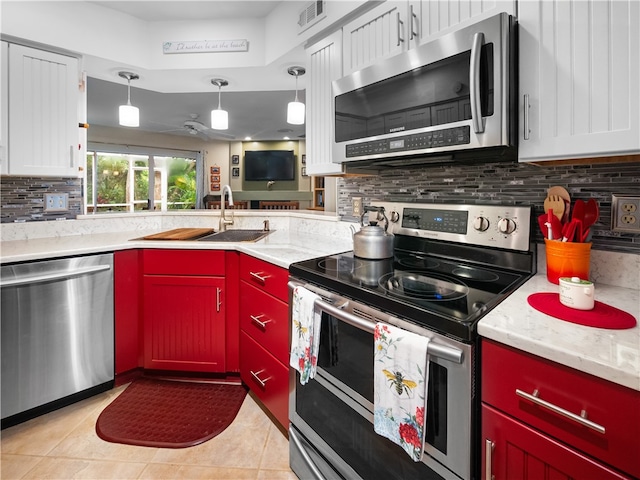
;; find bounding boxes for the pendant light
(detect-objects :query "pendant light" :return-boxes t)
[287,66,306,125]
[118,71,140,127]
[211,79,229,130]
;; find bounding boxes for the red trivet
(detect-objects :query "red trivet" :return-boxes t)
[527,293,636,329]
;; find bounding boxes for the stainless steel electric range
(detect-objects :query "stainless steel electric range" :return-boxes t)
[288,201,535,480]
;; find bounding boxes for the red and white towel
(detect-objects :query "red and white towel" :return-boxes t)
[373,322,430,461]
[289,286,322,385]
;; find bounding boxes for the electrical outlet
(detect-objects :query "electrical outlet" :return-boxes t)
[352,197,362,217]
[44,193,69,212]
[612,195,640,232]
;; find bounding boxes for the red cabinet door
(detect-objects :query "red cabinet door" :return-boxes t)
[143,274,225,372]
[114,249,142,375]
[482,404,630,480]
[240,331,290,429]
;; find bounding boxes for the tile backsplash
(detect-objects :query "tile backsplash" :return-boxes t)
[337,160,640,254]
[1,176,82,222]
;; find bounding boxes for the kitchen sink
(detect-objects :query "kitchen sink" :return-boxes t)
[196,229,273,242]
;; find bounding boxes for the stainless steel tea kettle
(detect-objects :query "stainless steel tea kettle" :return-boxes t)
[352,206,394,259]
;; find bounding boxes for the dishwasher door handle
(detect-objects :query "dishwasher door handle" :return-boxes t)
[1,264,112,287]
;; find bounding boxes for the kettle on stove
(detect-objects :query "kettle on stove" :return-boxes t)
[352,206,395,259]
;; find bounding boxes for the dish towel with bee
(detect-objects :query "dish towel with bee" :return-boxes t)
[289,286,322,385]
[374,322,430,462]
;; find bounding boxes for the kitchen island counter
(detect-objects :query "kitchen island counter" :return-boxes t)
[478,272,640,392]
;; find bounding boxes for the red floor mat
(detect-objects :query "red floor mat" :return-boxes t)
[96,378,247,448]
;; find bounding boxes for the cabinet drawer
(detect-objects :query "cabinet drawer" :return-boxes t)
[482,340,640,478]
[240,254,288,301]
[143,250,225,275]
[240,331,289,429]
[240,282,289,365]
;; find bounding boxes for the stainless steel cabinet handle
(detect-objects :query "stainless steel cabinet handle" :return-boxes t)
[485,439,495,480]
[397,12,405,46]
[249,271,268,284]
[251,314,272,329]
[410,5,418,40]
[470,32,485,134]
[216,287,222,312]
[1,264,111,287]
[523,94,531,140]
[250,369,270,388]
[515,388,606,434]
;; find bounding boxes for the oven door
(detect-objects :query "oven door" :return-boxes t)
[332,12,514,164]
[288,281,475,480]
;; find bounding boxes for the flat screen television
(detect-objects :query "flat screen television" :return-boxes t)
[244,150,296,181]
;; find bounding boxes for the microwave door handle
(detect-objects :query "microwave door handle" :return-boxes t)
[470,31,485,134]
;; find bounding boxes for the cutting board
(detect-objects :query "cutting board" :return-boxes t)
[141,228,214,241]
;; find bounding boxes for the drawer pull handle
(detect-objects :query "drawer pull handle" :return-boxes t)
[251,314,271,329]
[250,369,270,388]
[485,439,495,480]
[515,389,606,434]
[249,271,268,284]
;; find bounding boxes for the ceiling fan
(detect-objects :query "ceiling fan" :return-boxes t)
[183,119,236,140]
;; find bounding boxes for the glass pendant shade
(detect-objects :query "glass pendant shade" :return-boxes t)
[211,108,229,130]
[119,104,139,127]
[118,72,140,127]
[287,101,305,125]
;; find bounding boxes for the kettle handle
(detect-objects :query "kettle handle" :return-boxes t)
[361,206,389,232]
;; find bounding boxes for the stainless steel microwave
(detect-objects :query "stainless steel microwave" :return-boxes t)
[332,13,516,169]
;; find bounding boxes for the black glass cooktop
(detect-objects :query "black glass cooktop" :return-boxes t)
[290,249,530,341]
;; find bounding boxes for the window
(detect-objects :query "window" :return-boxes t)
[86,148,198,213]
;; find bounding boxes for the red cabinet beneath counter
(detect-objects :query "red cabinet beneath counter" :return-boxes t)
[142,249,227,373]
[114,249,142,375]
[482,339,639,479]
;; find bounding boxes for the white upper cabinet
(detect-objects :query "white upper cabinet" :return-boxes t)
[7,43,81,177]
[343,0,515,75]
[305,30,346,176]
[342,1,409,75]
[519,0,640,162]
[1,42,8,175]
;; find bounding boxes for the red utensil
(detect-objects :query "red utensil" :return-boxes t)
[546,210,562,240]
[581,199,599,242]
[562,219,579,242]
[538,213,549,238]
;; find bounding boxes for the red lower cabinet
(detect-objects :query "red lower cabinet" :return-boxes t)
[240,331,289,428]
[114,249,142,375]
[238,253,290,428]
[142,250,227,372]
[482,340,638,479]
[482,405,629,480]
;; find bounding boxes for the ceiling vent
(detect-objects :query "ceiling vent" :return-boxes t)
[298,0,326,33]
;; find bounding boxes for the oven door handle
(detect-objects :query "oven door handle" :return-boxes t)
[312,293,464,365]
[289,426,327,480]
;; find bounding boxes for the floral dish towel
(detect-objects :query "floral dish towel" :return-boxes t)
[373,322,430,462]
[289,286,322,385]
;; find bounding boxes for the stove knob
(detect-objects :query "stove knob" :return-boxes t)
[473,216,490,232]
[498,218,517,234]
[389,211,400,223]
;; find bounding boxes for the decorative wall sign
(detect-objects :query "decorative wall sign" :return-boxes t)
[211,183,220,191]
[232,168,240,177]
[231,155,240,164]
[210,166,220,174]
[210,175,220,183]
[163,40,249,54]
[301,154,306,164]
[302,167,307,176]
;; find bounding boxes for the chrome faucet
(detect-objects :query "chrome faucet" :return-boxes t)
[219,185,234,232]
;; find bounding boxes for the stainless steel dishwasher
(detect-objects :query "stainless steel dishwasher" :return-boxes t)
[1,253,115,428]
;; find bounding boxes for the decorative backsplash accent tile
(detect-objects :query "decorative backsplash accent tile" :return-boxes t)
[338,160,640,254]
[1,176,82,222]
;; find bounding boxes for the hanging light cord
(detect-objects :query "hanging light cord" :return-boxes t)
[294,74,299,102]
[126,78,132,106]
[217,85,223,109]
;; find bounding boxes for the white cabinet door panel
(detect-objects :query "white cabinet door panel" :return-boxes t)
[519,0,640,162]
[8,44,79,176]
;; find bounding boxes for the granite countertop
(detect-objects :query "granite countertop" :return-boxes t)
[478,273,640,391]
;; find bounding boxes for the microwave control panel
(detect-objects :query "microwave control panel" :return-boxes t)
[345,126,470,158]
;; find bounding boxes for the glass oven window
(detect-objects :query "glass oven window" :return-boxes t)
[335,44,494,142]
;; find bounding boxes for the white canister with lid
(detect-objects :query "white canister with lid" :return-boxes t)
[559,277,595,310]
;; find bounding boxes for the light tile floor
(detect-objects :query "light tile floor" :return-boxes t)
[1,385,297,480]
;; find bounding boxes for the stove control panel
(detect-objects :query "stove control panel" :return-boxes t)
[372,201,532,252]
